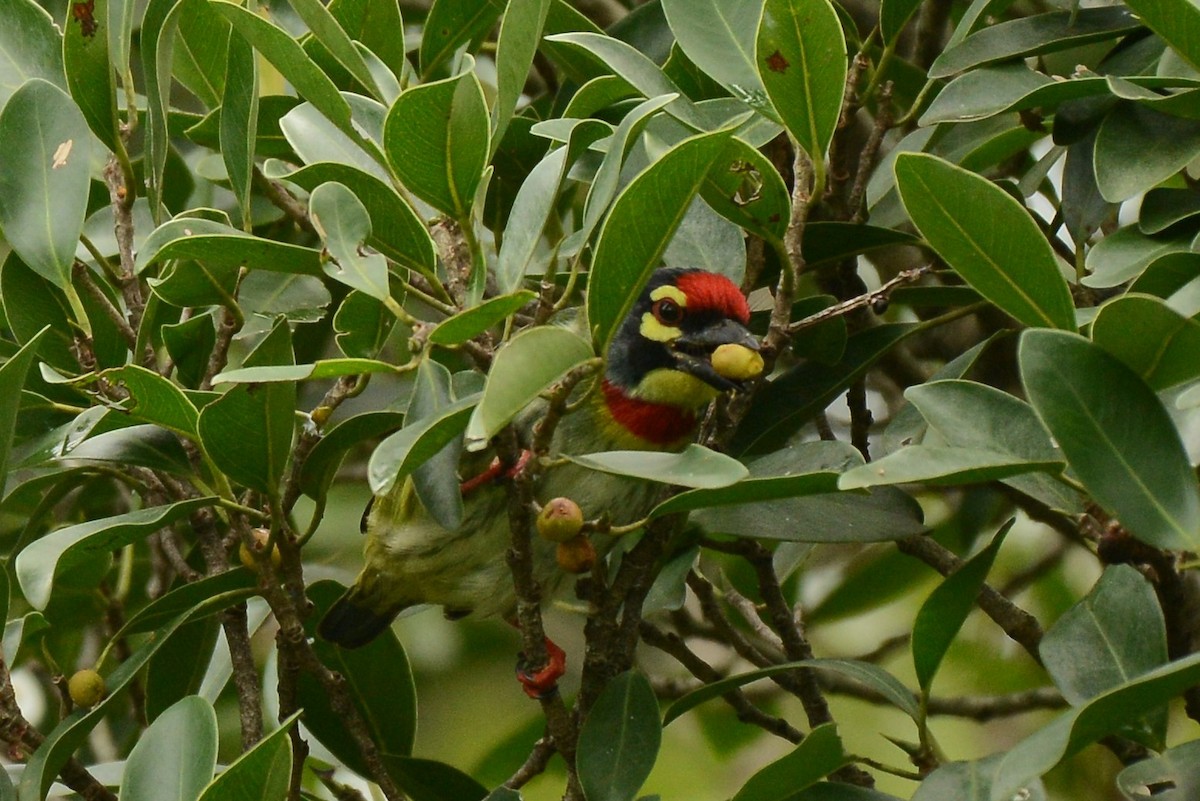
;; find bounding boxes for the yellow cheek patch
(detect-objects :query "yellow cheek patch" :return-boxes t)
[632,368,720,408]
[640,313,680,342]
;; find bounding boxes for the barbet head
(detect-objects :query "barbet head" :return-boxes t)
[600,268,761,446]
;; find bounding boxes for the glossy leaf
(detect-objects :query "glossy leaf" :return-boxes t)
[195,713,296,801]
[370,395,478,495]
[18,594,248,801]
[121,696,218,801]
[577,671,661,801]
[277,97,389,182]
[300,411,403,499]
[694,486,925,543]
[912,521,1011,692]
[137,217,323,276]
[1095,105,1200,203]
[0,327,50,497]
[429,291,536,346]
[384,69,490,218]
[492,0,551,150]
[664,658,919,724]
[756,0,846,162]
[1091,294,1200,390]
[838,446,1061,490]
[15,497,215,610]
[419,0,505,77]
[990,651,1200,801]
[102,365,201,439]
[63,0,117,151]
[144,618,221,722]
[220,21,257,221]
[310,182,392,302]
[299,582,417,773]
[568,444,749,490]
[61,424,193,475]
[662,0,764,103]
[881,0,922,45]
[274,161,436,276]
[732,723,845,801]
[212,358,398,385]
[464,326,593,450]
[912,755,1045,801]
[1082,227,1194,289]
[408,359,464,531]
[196,320,296,497]
[894,152,1075,330]
[382,755,489,801]
[0,0,64,110]
[0,80,92,298]
[699,137,791,242]
[1021,330,1200,551]
[650,440,859,517]
[290,0,381,99]
[1123,0,1200,73]
[929,7,1141,79]
[588,128,734,351]
[119,568,256,636]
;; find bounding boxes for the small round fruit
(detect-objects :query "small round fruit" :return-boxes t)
[555,535,596,574]
[711,343,764,381]
[68,669,106,708]
[239,528,282,571]
[537,497,584,543]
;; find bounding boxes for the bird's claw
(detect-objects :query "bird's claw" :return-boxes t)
[516,637,566,700]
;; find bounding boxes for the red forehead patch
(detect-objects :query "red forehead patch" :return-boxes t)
[675,272,750,323]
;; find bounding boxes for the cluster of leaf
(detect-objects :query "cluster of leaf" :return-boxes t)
[2,0,1200,798]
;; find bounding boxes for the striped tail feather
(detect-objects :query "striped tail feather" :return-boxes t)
[317,588,399,649]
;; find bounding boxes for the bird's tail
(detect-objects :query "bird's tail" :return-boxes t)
[317,585,400,649]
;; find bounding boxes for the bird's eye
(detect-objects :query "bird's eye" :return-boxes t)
[651,298,684,326]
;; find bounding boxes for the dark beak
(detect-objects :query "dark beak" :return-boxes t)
[671,319,761,392]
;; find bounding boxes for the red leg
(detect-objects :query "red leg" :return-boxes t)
[516,637,566,699]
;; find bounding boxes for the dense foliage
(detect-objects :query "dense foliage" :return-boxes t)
[2,0,1200,798]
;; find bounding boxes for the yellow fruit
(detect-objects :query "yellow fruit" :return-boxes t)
[239,528,282,571]
[555,535,596,574]
[711,343,764,381]
[68,669,106,708]
[537,497,584,543]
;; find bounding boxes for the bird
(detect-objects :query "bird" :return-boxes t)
[318,267,762,695]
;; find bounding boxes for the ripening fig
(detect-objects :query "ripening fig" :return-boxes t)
[537,497,584,543]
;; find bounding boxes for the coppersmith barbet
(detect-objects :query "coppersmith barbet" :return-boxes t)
[318,268,761,692]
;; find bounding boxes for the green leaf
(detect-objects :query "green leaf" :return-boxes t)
[102,365,201,439]
[664,658,919,724]
[299,582,417,773]
[0,80,93,298]
[408,359,465,531]
[1121,0,1200,73]
[1116,740,1200,801]
[333,289,397,359]
[213,358,397,385]
[568,444,749,490]
[577,671,662,801]
[650,440,859,517]
[63,0,118,151]
[289,0,382,99]
[144,617,221,721]
[912,755,1044,801]
[732,323,917,455]
[1091,294,1200,390]
[838,446,1062,490]
[196,319,296,497]
[122,696,218,801]
[137,217,323,276]
[894,152,1075,330]
[62,424,193,475]
[119,568,256,635]
[662,0,764,104]
[543,32,707,130]
[175,0,231,107]
[0,327,50,497]
[912,521,1011,692]
[929,7,1142,79]
[220,20,257,221]
[756,0,847,163]
[1095,105,1200,203]
[0,0,65,110]
[369,394,478,495]
[300,410,403,499]
[419,0,505,77]
[277,96,389,182]
[19,592,248,801]
[195,713,296,801]
[1082,226,1194,289]
[1021,330,1200,551]
[310,182,392,302]
[15,497,215,611]
[732,723,845,801]
[990,651,1200,801]
[492,0,551,150]
[464,326,593,450]
[429,291,536,346]
[880,0,922,45]
[273,161,436,277]
[1140,188,1200,235]
[588,128,734,351]
[1042,565,1168,705]
[699,136,791,242]
[381,755,489,801]
[383,68,490,218]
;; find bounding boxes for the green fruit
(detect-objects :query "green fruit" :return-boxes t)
[555,534,596,574]
[537,497,584,543]
[68,669,106,708]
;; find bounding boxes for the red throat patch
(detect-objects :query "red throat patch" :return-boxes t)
[601,380,697,446]
[675,272,750,323]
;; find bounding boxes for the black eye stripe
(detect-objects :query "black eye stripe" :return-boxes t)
[651,298,684,325]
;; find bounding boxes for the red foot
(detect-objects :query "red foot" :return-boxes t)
[460,450,533,496]
[517,637,566,699]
